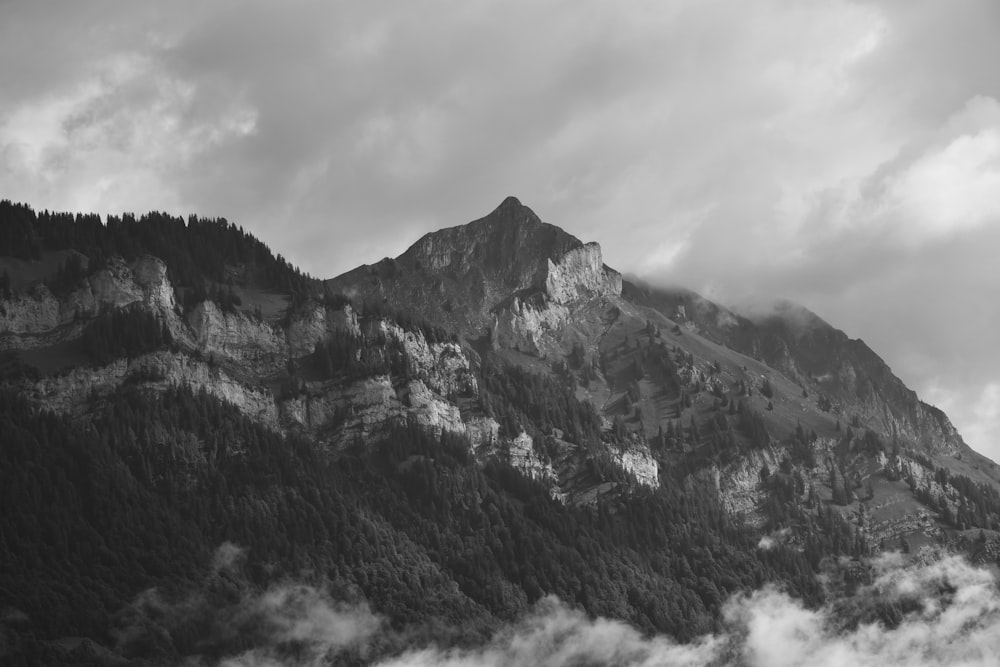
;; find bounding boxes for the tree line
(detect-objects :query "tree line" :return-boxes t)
[0,200,316,298]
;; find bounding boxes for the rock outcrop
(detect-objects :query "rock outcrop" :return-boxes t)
[611,447,659,488]
[24,350,280,428]
[371,319,477,398]
[285,301,361,359]
[186,301,287,373]
[492,297,569,355]
[0,256,176,343]
[544,243,621,305]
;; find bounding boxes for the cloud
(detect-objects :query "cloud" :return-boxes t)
[844,95,1000,244]
[376,597,720,667]
[730,554,1000,667]
[218,585,381,667]
[373,555,1000,667]
[212,541,246,575]
[103,544,1000,666]
[0,45,255,216]
[0,0,896,276]
[112,545,380,665]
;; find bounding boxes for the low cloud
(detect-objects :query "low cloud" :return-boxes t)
[112,545,380,665]
[725,554,1000,667]
[373,554,1000,667]
[218,586,381,667]
[376,598,720,667]
[128,546,1000,666]
[211,541,246,575]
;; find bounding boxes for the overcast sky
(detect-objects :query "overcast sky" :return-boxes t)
[2,0,999,460]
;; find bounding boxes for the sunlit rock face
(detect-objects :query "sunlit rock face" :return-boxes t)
[492,297,570,356]
[611,446,659,488]
[186,300,287,373]
[23,350,280,428]
[495,430,557,482]
[285,301,361,359]
[369,318,478,398]
[544,243,622,305]
[0,256,178,344]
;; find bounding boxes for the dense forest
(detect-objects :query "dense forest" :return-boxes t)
[0,199,316,296]
[82,305,174,365]
[0,383,833,664]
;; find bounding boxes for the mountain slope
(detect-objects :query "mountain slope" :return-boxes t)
[3,197,1000,663]
[622,283,978,456]
[327,198,1000,546]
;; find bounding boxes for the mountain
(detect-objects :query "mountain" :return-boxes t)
[329,196,1000,528]
[2,197,999,664]
[327,196,622,353]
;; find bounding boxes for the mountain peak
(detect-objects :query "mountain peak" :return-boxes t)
[497,194,525,210]
[327,198,621,338]
[480,195,543,229]
[402,198,581,279]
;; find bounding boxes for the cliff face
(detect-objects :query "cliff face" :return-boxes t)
[286,302,361,358]
[369,319,478,399]
[187,301,287,373]
[0,256,177,347]
[492,297,570,355]
[22,350,281,428]
[489,243,622,355]
[611,446,659,488]
[544,243,622,305]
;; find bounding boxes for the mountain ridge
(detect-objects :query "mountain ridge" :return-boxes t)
[3,196,1000,664]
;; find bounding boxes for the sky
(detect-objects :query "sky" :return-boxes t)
[2,1,999,460]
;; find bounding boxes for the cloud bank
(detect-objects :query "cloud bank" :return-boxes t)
[374,554,1000,667]
[115,546,1000,666]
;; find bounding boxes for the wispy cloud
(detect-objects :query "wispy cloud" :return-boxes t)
[113,544,380,665]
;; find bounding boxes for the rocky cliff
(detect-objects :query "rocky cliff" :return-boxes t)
[0,256,178,348]
[186,300,287,373]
